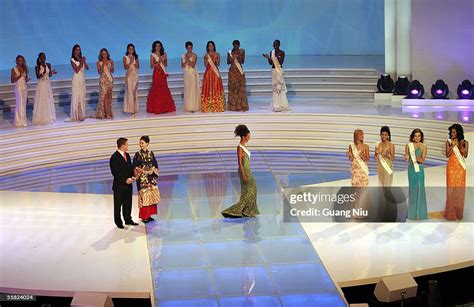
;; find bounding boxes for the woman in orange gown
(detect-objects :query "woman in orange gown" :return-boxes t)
[201,41,225,112]
[445,124,469,220]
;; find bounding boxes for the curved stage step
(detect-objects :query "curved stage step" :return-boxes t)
[0,112,462,176]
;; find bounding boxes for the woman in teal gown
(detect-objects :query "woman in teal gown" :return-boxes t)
[405,128,428,220]
[222,125,260,218]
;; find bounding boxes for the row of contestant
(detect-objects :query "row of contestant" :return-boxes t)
[11,40,290,127]
[349,125,469,221]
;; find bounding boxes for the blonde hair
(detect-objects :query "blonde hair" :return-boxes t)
[353,129,364,144]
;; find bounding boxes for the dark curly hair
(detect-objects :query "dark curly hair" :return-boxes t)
[152,40,164,55]
[140,135,150,143]
[206,41,216,53]
[36,52,45,67]
[448,124,464,141]
[409,128,424,143]
[234,124,250,138]
[380,126,391,141]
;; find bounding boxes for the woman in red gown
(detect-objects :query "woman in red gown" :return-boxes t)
[146,40,176,114]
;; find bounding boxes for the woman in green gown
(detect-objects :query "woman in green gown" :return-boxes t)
[222,125,260,218]
[405,128,428,220]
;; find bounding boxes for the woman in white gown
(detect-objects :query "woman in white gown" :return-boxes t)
[33,52,57,125]
[70,44,89,121]
[182,41,201,112]
[263,40,290,112]
[123,43,140,116]
[11,55,29,127]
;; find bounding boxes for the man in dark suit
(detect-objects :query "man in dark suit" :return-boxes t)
[110,137,138,228]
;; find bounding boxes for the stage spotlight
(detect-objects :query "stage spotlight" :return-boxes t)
[457,79,473,99]
[434,111,447,121]
[459,111,471,123]
[377,74,395,93]
[406,80,424,99]
[394,76,410,95]
[431,79,449,99]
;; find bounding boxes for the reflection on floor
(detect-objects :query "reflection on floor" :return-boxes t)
[2,150,472,306]
[0,150,442,193]
[145,172,345,305]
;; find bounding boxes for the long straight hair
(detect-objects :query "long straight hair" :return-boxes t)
[71,44,82,61]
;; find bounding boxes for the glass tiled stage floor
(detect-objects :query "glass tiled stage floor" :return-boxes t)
[0,150,445,305]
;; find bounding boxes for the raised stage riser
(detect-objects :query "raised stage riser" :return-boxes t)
[1,114,465,176]
[0,69,378,111]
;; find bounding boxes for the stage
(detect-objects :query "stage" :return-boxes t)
[1,59,473,306]
[1,162,472,305]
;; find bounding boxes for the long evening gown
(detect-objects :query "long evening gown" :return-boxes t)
[408,145,428,220]
[182,53,201,112]
[222,145,259,218]
[146,53,176,114]
[96,61,114,119]
[269,50,290,112]
[70,58,86,121]
[377,142,393,186]
[33,65,56,125]
[123,56,139,114]
[227,49,248,111]
[351,147,369,187]
[445,143,466,220]
[13,67,28,127]
[133,149,160,220]
[201,53,225,112]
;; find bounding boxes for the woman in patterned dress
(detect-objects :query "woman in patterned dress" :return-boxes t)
[222,125,259,218]
[95,48,114,119]
[133,135,160,223]
[201,41,225,112]
[348,129,370,187]
[227,40,248,111]
[445,124,469,220]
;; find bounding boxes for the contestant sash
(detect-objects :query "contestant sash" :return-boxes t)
[206,53,221,78]
[239,144,251,158]
[228,50,244,75]
[271,50,283,76]
[376,142,393,175]
[408,142,420,173]
[39,65,50,81]
[351,143,369,175]
[102,62,113,83]
[448,139,467,170]
[152,53,167,75]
